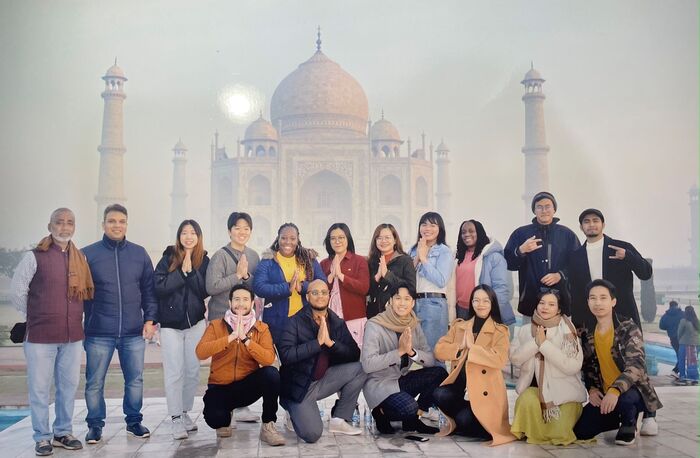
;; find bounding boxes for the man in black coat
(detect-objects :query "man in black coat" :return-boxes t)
[277,279,366,443]
[568,208,652,330]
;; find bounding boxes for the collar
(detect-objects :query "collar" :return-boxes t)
[102,233,127,250]
[530,217,560,228]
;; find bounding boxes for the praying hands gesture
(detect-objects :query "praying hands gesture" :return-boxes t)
[535,325,546,346]
[317,315,334,347]
[227,309,245,343]
[375,255,388,282]
[416,237,429,265]
[464,321,475,350]
[182,250,192,274]
[398,327,414,356]
[289,270,302,294]
[236,253,249,280]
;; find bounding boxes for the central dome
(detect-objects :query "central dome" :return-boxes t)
[270,50,369,137]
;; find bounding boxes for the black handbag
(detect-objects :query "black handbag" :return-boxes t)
[10,322,26,343]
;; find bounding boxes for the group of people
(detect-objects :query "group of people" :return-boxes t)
[11,190,670,456]
[660,300,700,384]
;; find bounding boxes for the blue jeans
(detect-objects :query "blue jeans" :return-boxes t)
[84,335,145,427]
[24,341,82,442]
[415,297,448,352]
[678,344,699,381]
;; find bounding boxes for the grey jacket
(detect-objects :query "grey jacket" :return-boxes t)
[205,245,260,320]
[361,320,435,409]
[678,318,700,346]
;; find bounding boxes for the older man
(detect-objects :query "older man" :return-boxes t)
[11,208,94,456]
[277,279,366,443]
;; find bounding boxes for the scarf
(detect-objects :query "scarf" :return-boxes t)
[370,301,418,333]
[35,235,94,300]
[329,276,344,319]
[531,310,579,422]
[224,308,257,336]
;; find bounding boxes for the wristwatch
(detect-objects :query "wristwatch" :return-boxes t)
[241,336,250,345]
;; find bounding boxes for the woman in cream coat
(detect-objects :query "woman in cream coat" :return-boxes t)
[510,289,587,445]
[433,284,516,446]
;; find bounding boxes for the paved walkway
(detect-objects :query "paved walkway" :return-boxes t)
[0,387,697,457]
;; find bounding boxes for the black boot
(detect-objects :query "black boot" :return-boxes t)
[402,416,439,434]
[372,407,395,434]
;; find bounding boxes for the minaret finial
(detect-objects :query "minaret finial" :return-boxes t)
[316,26,322,51]
[114,57,117,65]
[530,60,533,69]
[259,109,263,118]
[381,108,384,120]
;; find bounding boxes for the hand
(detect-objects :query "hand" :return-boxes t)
[519,236,542,255]
[378,255,388,278]
[295,271,303,293]
[398,327,413,356]
[227,326,239,343]
[540,272,561,286]
[182,251,193,273]
[143,321,156,340]
[236,253,249,279]
[290,270,299,293]
[588,388,604,407]
[608,245,626,260]
[458,328,468,351]
[322,316,334,347]
[417,238,429,263]
[600,392,619,414]
[535,325,546,346]
[236,308,244,340]
[464,321,475,350]
[317,315,330,346]
[332,255,344,282]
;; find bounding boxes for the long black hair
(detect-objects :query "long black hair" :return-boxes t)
[323,223,356,258]
[412,211,447,250]
[456,219,489,265]
[466,284,503,324]
[270,223,314,278]
[684,306,699,331]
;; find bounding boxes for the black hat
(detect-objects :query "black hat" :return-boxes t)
[578,208,605,224]
[531,191,557,213]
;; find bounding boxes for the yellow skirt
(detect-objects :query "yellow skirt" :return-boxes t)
[511,387,583,446]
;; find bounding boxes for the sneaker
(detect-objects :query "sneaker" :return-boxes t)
[171,417,188,440]
[52,434,83,450]
[260,421,285,446]
[402,416,440,434]
[34,440,53,456]
[420,407,439,422]
[85,426,102,444]
[640,417,658,436]
[182,412,198,432]
[614,425,636,446]
[285,413,295,432]
[673,378,690,386]
[216,426,232,438]
[233,406,259,422]
[669,370,680,380]
[329,417,362,435]
[126,422,151,438]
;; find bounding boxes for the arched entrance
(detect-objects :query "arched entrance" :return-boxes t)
[299,170,353,247]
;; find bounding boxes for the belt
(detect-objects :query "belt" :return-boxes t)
[416,292,446,299]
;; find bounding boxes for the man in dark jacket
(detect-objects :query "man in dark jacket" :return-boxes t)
[277,279,366,443]
[81,204,158,444]
[659,300,684,377]
[505,191,580,317]
[568,209,652,330]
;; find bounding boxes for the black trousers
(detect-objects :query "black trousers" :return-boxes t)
[203,366,280,428]
[432,373,491,439]
[379,366,447,421]
[573,386,646,440]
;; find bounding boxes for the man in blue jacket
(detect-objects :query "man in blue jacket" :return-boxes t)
[81,204,158,443]
[504,191,580,318]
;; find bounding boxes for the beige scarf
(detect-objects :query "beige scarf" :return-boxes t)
[531,310,578,422]
[370,301,418,333]
[35,235,94,300]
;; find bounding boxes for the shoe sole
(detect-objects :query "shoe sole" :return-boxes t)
[328,428,362,435]
[261,440,286,446]
[126,431,150,438]
[85,438,101,445]
[172,434,188,440]
[51,441,82,450]
[614,438,636,446]
[34,450,53,457]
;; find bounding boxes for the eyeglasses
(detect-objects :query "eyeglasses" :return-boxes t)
[330,236,346,242]
[309,290,329,297]
[376,236,394,242]
[535,205,554,212]
[471,298,491,305]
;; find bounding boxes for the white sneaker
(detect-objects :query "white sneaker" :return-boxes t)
[234,406,260,423]
[182,412,198,432]
[171,417,188,440]
[640,417,658,436]
[285,413,295,432]
[329,417,362,435]
[420,407,439,422]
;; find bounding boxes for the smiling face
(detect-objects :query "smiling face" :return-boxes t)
[419,220,440,244]
[48,210,75,244]
[230,288,253,315]
[329,228,348,255]
[471,289,492,319]
[179,224,198,251]
[391,287,415,318]
[375,228,395,255]
[588,285,616,320]
[277,226,299,257]
[460,221,477,248]
[103,210,128,241]
[229,218,252,248]
[580,214,605,240]
[537,293,560,320]
[307,280,330,311]
[534,198,555,225]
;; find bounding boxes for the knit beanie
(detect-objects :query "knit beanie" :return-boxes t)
[531,191,557,213]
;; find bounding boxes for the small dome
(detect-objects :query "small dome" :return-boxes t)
[173,139,187,151]
[104,63,126,80]
[371,118,401,142]
[522,66,544,84]
[244,116,279,141]
[436,141,449,152]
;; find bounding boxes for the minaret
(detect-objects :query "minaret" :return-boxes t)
[690,185,698,269]
[521,63,550,220]
[95,59,127,234]
[435,140,451,224]
[170,139,188,235]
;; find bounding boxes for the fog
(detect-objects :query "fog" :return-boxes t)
[0,0,697,267]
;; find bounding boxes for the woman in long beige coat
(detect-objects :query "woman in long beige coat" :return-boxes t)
[433,284,516,446]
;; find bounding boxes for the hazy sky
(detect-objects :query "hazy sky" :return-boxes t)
[0,0,697,268]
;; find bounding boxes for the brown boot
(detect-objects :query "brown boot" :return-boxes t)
[260,421,285,446]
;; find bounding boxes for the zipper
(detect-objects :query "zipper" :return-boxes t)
[233,337,240,381]
[65,250,70,342]
[115,246,123,338]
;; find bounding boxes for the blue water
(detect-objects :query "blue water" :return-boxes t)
[0,408,30,432]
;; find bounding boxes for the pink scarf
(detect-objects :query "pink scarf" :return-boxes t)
[329,276,344,319]
[224,308,257,335]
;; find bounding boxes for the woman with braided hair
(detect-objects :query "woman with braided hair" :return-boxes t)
[253,223,326,345]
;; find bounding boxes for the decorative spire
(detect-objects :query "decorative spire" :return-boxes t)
[531,60,534,69]
[259,109,263,118]
[316,26,322,51]
[114,56,117,65]
[381,108,384,120]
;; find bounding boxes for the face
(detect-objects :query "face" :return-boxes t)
[537,294,560,320]
[277,227,298,257]
[419,220,440,243]
[229,218,251,247]
[460,221,477,248]
[375,228,395,254]
[534,198,555,225]
[471,289,492,319]
[230,289,253,315]
[391,287,415,317]
[48,210,75,244]
[587,286,617,319]
[179,224,198,251]
[580,215,605,239]
[103,211,128,241]
[329,228,348,255]
[307,281,330,311]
